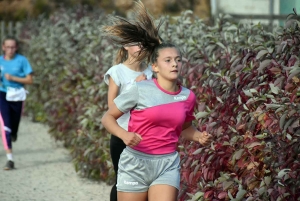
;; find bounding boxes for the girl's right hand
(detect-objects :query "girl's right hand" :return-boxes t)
[122,132,142,147]
[135,73,147,82]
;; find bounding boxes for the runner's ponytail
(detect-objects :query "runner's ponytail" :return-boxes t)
[102,0,163,63]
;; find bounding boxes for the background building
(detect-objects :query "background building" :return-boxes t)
[211,0,300,26]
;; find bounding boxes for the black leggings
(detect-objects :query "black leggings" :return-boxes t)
[0,91,23,149]
[110,135,126,201]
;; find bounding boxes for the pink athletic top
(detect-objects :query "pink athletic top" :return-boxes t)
[114,79,196,154]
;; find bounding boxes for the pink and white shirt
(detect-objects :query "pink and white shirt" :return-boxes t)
[104,63,152,130]
[114,79,196,154]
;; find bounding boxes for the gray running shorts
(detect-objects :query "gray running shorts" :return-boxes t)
[116,147,180,193]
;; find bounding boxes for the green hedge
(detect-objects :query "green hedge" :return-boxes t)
[20,6,115,182]
[19,6,299,200]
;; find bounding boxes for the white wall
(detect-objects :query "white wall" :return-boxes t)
[215,0,280,25]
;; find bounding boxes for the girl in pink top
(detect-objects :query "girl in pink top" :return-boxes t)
[101,1,213,201]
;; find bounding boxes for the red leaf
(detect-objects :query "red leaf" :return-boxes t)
[218,191,227,199]
[193,171,202,182]
[284,83,294,91]
[202,167,209,181]
[181,171,189,183]
[219,157,224,166]
[237,157,248,168]
[208,169,215,180]
[269,67,281,74]
[204,190,214,199]
[264,119,273,127]
[188,171,194,184]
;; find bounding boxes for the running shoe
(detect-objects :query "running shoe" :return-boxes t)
[4,160,14,170]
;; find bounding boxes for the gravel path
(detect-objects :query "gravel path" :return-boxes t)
[0,117,111,201]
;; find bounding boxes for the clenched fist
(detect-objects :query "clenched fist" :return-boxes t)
[198,131,213,146]
[135,73,147,82]
[122,132,142,147]
[5,74,13,81]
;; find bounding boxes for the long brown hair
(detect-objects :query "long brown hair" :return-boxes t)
[102,0,163,63]
[114,47,128,64]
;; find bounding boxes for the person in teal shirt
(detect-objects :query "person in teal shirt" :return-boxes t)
[0,36,33,170]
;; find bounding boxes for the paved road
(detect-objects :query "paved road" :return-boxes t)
[0,117,111,201]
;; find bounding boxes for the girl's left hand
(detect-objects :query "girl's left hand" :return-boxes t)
[198,131,213,146]
[5,74,13,81]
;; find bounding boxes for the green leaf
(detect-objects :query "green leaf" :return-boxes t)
[243,89,253,97]
[216,42,226,50]
[256,49,268,60]
[236,188,247,200]
[217,97,224,103]
[258,59,271,73]
[191,159,199,167]
[223,181,234,190]
[255,133,268,139]
[225,25,238,31]
[195,112,209,119]
[230,54,239,63]
[233,149,244,160]
[192,147,204,155]
[228,191,234,200]
[243,104,249,110]
[265,104,281,109]
[287,68,300,81]
[279,113,287,129]
[249,89,258,93]
[269,83,279,94]
[284,117,294,131]
[238,95,242,105]
[291,119,300,128]
[264,176,271,186]
[277,169,291,179]
[286,133,292,141]
[83,147,93,157]
[258,186,267,196]
[228,125,238,133]
[248,142,261,149]
[191,192,204,201]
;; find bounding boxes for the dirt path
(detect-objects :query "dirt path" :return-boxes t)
[0,117,111,201]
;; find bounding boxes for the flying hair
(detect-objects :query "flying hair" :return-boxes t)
[102,0,163,63]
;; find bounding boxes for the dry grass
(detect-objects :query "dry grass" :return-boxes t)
[0,0,33,13]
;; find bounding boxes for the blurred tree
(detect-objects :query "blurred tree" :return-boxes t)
[0,0,32,21]
[115,0,210,18]
[32,0,52,18]
[0,0,210,21]
[177,0,210,18]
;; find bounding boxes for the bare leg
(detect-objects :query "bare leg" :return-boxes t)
[148,185,178,201]
[117,191,148,201]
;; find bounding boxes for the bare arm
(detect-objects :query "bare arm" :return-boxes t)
[107,77,119,109]
[5,74,33,85]
[181,122,213,146]
[101,102,142,147]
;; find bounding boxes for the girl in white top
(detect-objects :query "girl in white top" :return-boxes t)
[104,43,152,201]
